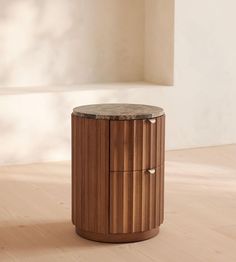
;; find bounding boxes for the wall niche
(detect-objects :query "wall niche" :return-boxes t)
[0,0,174,87]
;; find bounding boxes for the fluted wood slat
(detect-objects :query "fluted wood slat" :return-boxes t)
[71,114,76,225]
[109,169,164,234]
[160,115,165,224]
[72,114,165,242]
[110,118,163,172]
[109,115,165,234]
[71,115,109,233]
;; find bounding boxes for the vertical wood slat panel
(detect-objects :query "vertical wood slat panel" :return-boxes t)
[109,115,165,234]
[72,115,109,233]
[160,115,165,224]
[155,117,161,227]
[110,170,162,234]
[71,114,76,225]
[73,114,165,236]
[83,118,89,230]
[110,118,163,172]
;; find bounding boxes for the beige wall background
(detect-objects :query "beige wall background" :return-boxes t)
[0,0,174,86]
[0,0,144,85]
[0,0,236,165]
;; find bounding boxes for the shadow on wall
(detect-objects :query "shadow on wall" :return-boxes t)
[0,85,154,165]
[0,93,72,164]
[0,0,82,87]
[0,0,145,88]
[0,0,169,164]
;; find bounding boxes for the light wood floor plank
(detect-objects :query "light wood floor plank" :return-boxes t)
[0,145,235,261]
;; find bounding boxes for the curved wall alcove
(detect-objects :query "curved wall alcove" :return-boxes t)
[0,0,174,88]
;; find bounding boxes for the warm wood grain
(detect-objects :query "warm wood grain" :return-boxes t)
[72,114,165,242]
[76,227,159,243]
[72,114,109,234]
[71,114,76,225]
[110,116,164,171]
[160,115,165,223]
[110,169,162,234]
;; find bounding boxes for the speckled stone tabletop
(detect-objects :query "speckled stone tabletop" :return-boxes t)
[73,103,164,120]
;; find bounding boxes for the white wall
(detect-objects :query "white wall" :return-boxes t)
[0,0,174,86]
[145,0,174,84]
[0,0,144,85]
[0,0,236,165]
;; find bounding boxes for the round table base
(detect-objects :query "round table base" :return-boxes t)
[76,227,159,243]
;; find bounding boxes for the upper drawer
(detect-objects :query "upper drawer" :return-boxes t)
[110,115,165,172]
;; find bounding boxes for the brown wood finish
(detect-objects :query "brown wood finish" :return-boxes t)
[72,114,109,234]
[76,228,159,243]
[72,114,165,242]
[110,118,163,171]
[160,115,165,224]
[71,114,76,225]
[110,169,163,234]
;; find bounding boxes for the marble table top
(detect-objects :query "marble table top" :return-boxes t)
[73,103,164,120]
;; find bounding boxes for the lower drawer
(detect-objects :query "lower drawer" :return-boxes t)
[110,167,164,234]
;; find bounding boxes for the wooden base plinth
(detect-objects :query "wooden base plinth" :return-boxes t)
[76,228,159,243]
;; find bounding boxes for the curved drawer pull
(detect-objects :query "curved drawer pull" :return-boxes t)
[148,118,156,124]
[147,168,156,175]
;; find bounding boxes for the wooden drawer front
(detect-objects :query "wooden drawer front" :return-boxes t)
[72,115,109,233]
[110,116,165,172]
[109,169,163,234]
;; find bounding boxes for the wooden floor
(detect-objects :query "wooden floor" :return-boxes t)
[0,145,236,262]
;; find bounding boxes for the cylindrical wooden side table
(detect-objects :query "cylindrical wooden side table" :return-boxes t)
[72,104,165,243]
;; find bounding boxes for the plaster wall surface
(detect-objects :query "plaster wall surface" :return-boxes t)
[0,0,235,164]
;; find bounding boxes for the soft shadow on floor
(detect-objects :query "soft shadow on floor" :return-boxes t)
[0,221,113,252]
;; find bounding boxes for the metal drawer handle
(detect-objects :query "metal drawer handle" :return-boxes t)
[148,118,156,124]
[147,168,156,175]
